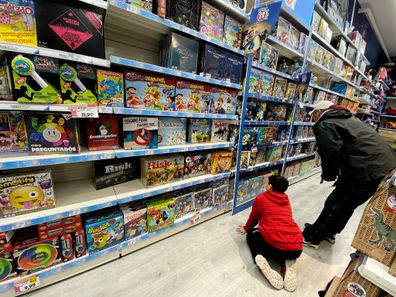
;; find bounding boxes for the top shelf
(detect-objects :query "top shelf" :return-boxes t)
[210,0,250,22]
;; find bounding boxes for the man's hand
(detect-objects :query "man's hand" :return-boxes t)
[236,225,247,235]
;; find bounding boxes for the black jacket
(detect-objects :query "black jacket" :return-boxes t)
[313,108,396,184]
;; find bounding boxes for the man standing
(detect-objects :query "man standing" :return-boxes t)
[303,101,396,248]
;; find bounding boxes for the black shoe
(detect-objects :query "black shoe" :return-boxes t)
[303,237,321,249]
[304,223,335,244]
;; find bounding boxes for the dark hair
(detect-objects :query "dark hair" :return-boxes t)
[268,175,289,193]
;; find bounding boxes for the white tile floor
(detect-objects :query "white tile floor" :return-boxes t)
[29,174,364,297]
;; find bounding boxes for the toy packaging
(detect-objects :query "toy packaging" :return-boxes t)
[266,103,288,121]
[199,2,224,41]
[85,114,119,151]
[35,0,105,58]
[147,198,175,232]
[285,82,297,101]
[161,32,199,74]
[253,101,266,121]
[265,146,283,162]
[312,11,321,32]
[299,33,308,53]
[318,19,329,39]
[59,63,97,105]
[272,77,287,99]
[125,71,175,110]
[158,117,187,146]
[84,208,124,253]
[11,55,62,104]
[242,127,257,149]
[97,70,124,107]
[37,220,83,240]
[211,150,232,174]
[0,170,55,218]
[25,112,80,153]
[248,69,274,95]
[141,154,184,187]
[123,117,158,150]
[121,202,147,240]
[0,52,12,100]
[315,45,324,65]
[276,17,290,44]
[0,0,37,46]
[223,15,241,49]
[0,111,28,153]
[200,43,226,80]
[174,192,194,219]
[225,52,243,84]
[323,50,331,69]
[308,40,318,61]
[185,152,212,179]
[94,157,139,190]
[0,243,17,281]
[127,0,152,11]
[289,26,300,50]
[174,81,205,113]
[165,0,201,30]
[303,87,314,103]
[256,126,278,145]
[188,118,211,143]
[209,87,238,115]
[259,42,279,70]
[240,150,250,170]
[211,120,229,143]
[193,187,212,210]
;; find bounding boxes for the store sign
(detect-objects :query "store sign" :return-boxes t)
[282,0,315,28]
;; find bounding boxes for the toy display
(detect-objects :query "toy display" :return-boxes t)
[256,126,278,145]
[121,202,147,240]
[0,52,12,100]
[123,117,158,150]
[158,118,187,146]
[272,77,287,99]
[175,81,205,112]
[276,17,290,44]
[308,40,318,61]
[184,152,212,178]
[97,70,124,107]
[147,198,175,232]
[248,69,274,95]
[59,63,97,104]
[127,0,152,11]
[211,150,232,174]
[266,104,288,121]
[199,2,224,41]
[200,43,226,80]
[141,154,184,187]
[225,52,243,84]
[25,112,80,153]
[289,26,300,50]
[165,0,201,30]
[174,192,194,219]
[188,119,211,143]
[0,0,37,46]
[211,120,229,143]
[85,114,119,151]
[223,15,241,49]
[94,157,139,190]
[312,11,321,32]
[242,127,257,149]
[285,82,297,101]
[265,146,283,162]
[0,111,27,153]
[299,33,307,53]
[193,187,212,209]
[259,42,279,69]
[0,243,17,281]
[209,87,238,115]
[35,0,105,58]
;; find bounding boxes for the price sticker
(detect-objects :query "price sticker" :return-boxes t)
[71,107,99,118]
[14,275,40,294]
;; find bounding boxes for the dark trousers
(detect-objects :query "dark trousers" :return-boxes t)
[304,178,382,243]
[246,229,302,266]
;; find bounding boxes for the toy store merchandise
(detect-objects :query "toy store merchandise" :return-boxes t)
[211,150,232,174]
[147,198,175,233]
[174,191,195,220]
[188,119,211,143]
[123,117,158,150]
[272,77,288,99]
[127,0,153,11]
[200,44,227,81]
[175,81,206,113]
[211,120,229,143]
[140,154,184,188]
[276,17,291,45]
[248,68,274,95]
[265,104,288,121]
[225,53,243,84]
[158,118,187,146]
[85,114,119,151]
[25,112,80,154]
[199,2,224,41]
[97,70,124,107]
[0,170,55,218]
[0,52,12,100]
[165,0,201,31]
[193,187,212,210]
[265,146,283,163]
[121,202,147,240]
[0,111,28,153]
[223,15,242,49]
[210,87,238,115]
[0,243,17,281]
[184,152,212,178]
[125,71,175,110]
[84,208,124,253]
[212,183,228,209]
[259,42,279,70]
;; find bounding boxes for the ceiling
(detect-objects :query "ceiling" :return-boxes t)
[358,0,396,58]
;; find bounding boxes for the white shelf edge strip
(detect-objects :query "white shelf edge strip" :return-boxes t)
[248,93,294,104]
[252,62,298,81]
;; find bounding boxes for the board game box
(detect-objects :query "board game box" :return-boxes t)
[97,70,124,107]
[121,202,147,240]
[289,26,300,50]
[141,154,184,187]
[276,17,290,44]
[147,198,175,232]
[166,0,201,30]
[127,0,152,11]
[174,81,206,113]
[123,117,158,150]
[256,126,278,145]
[223,15,241,49]
[85,114,119,151]
[0,53,12,100]
[188,118,211,143]
[211,120,229,143]
[174,192,194,219]
[199,1,224,41]
[158,117,186,146]
[285,82,297,101]
[248,69,274,95]
[272,77,287,99]
[211,150,232,174]
[265,146,283,162]
[209,87,238,115]
[0,111,28,153]
[184,152,212,178]
[225,52,243,84]
[266,104,288,121]
[200,43,226,80]
[259,42,279,69]
[193,188,212,210]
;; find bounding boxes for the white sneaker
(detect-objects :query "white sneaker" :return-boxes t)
[284,259,298,292]
[255,255,284,290]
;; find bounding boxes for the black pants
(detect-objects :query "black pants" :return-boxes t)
[303,178,382,243]
[246,229,302,266]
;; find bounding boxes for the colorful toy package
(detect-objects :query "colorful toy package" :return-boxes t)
[272,77,287,99]
[97,70,124,107]
[25,112,80,153]
[123,117,158,150]
[188,119,211,143]
[211,120,229,143]
[86,114,119,151]
[121,202,147,240]
[0,52,12,100]
[174,192,194,219]
[276,17,290,44]
[126,0,152,11]
[266,103,288,121]
[259,42,279,69]
[175,81,205,112]
[299,33,307,53]
[0,0,37,46]
[285,82,297,101]
[193,187,212,210]
[184,152,212,178]
[242,127,257,149]
[125,71,175,110]
[199,1,224,41]
[158,117,186,146]
[0,243,17,281]
[147,198,175,232]
[0,170,55,218]
[209,87,238,115]
[165,0,201,30]
[223,15,241,49]
[265,146,283,162]
[256,126,278,145]
[0,111,27,153]
[289,26,300,50]
[248,69,274,95]
[84,208,124,253]
[59,63,97,104]
[141,154,184,187]
[253,101,267,121]
[211,150,232,174]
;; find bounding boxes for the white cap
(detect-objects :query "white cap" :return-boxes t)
[309,100,334,116]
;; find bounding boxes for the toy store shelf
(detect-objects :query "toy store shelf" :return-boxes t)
[244,121,290,126]
[290,137,316,144]
[115,142,234,158]
[286,152,317,162]
[106,0,244,56]
[266,36,304,60]
[378,80,390,91]
[112,107,238,120]
[379,128,396,133]
[248,93,294,104]
[233,198,255,214]
[211,0,250,22]
[79,0,108,9]
[380,114,396,119]
[288,167,321,185]
[293,122,314,126]
[310,84,358,103]
[241,160,284,173]
[0,148,115,171]
[0,179,118,232]
[358,256,396,296]
[252,62,298,82]
[257,140,288,148]
[0,42,109,68]
[386,97,396,100]
[115,172,231,205]
[279,2,311,32]
[110,56,242,90]
[302,103,315,108]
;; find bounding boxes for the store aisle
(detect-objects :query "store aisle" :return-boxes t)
[30,174,363,297]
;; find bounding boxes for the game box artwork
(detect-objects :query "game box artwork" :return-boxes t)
[97,70,123,107]
[125,71,175,110]
[165,0,201,31]
[211,120,229,143]
[200,43,227,80]
[174,192,194,220]
[184,152,212,178]
[0,111,27,153]
[199,1,224,41]
[0,170,55,218]
[147,198,175,233]
[141,154,184,187]
[259,42,279,69]
[266,104,288,122]
[209,87,238,114]
[211,150,232,174]
[188,118,211,143]
[123,117,158,150]
[213,184,228,209]
[25,112,80,154]
[174,81,205,113]
[121,202,147,240]
[225,52,243,84]
[223,15,241,49]
[86,114,119,151]
[193,187,212,210]
[158,118,186,146]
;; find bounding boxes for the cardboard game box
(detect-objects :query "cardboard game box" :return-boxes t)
[147,198,175,232]
[272,78,288,99]
[209,87,238,115]
[121,202,147,240]
[213,184,228,209]
[200,43,227,80]
[199,1,224,41]
[188,118,211,143]
[165,0,201,31]
[0,111,28,153]
[276,17,290,44]
[175,81,205,113]
[158,117,187,146]
[259,42,279,69]
[97,70,124,107]
[174,192,195,220]
[211,150,232,174]
[184,151,212,178]
[193,187,212,210]
[85,114,119,151]
[211,119,229,143]
[123,117,158,150]
[223,15,241,49]
[225,52,243,84]
[127,0,152,11]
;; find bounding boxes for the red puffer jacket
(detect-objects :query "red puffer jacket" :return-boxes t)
[244,191,303,251]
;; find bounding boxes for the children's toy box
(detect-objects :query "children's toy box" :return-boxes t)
[184,152,212,178]
[165,0,201,30]
[200,43,226,80]
[97,70,124,107]
[174,192,195,220]
[0,243,17,281]
[211,120,229,143]
[276,17,290,44]
[0,111,28,153]
[223,15,241,49]
[147,198,175,233]
[193,187,212,210]
[199,1,224,41]
[209,87,238,115]
[141,154,184,187]
[86,114,119,151]
[127,0,152,11]
[211,150,232,174]
[225,52,243,84]
[123,117,158,150]
[188,119,211,143]
[265,104,288,121]
[121,202,147,240]
[175,81,205,112]
[272,77,287,99]
[158,117,187,146]
[259,42,279,69]
[212,184,228,209]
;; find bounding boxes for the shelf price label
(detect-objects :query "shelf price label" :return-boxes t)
[71,107,99,119]
[14,275,40,294]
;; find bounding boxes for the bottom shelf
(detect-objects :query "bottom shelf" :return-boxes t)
[288,167,321,185]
